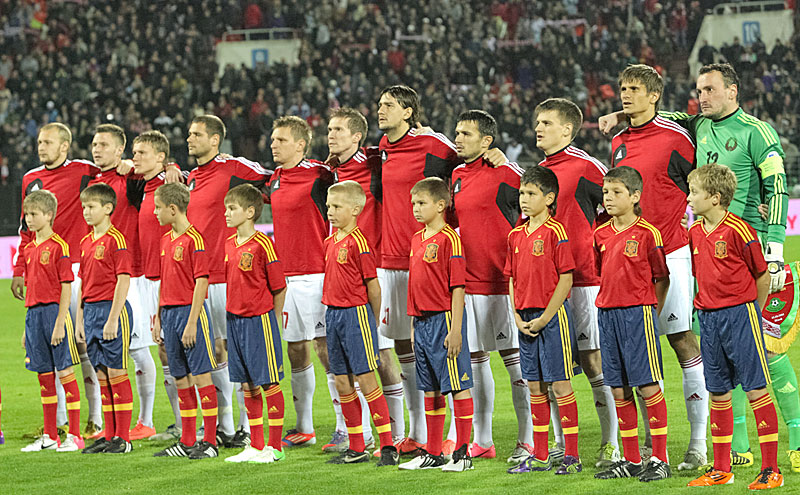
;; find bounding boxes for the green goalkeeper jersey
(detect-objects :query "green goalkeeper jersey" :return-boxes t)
[661,108,788,244]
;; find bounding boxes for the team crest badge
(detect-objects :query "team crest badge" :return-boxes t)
[337,247,348,264]
[624,240,639,257]
[94,244,105,260]
[714,240,728,259]
[239,252,254,271]
[532,239,545,256]
[423,243,439,263]
[40,249,51,265]
[173,245,184,261]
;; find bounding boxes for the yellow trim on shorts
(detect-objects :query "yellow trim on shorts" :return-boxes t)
[357,305,377,369]
[120,305,131,369]
[643,307,662,382]
[747,303,771,385]
[261,313,279,383]
[557,306,574,379]
[445,311,461,391]
[65,312,79,366]
[200,306,217,368]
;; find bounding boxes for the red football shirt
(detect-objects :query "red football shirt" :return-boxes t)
[159,225,209,306]
[452,158,523,295]
[332,147,383,266]
[15,159,98,275]
[689,212,767,310]
[136,173,171,280]
[79,226,132,303]
[379,128,460,270]
[407,225,466,316]
[611,116,695,254]
[187,155,271,284]
[90,168,142,277]
[542,145,607,287]
[224,231,286,316]
[322,227,378,307]
[23,233,74,307]
[593,217,670,308]
[504,217,575,310]
[267,159,333,276]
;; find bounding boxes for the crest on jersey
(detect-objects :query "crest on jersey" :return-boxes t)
[714,240,728,259]
[94,244,105,260]
[613,143,627,164]
[381,150,388,162]
[624,240,639,257]
[532,239,545,256]
[238,252,253,271]
[337,247,348,264]
[725,137,738,152]
[452,178,462,194]
[271,178,280,192]
[187,179,196,191]
[173,245,184,261]
[40,249,51,265]
[423,243,439,263]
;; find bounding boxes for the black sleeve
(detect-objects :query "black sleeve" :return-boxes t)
[575,177,604,226]
[496,182,521,228]
[126,177,146,211]
[667,150,694,195]
[310,169,335,220]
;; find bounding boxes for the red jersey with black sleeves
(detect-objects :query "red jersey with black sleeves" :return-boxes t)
[451,157,523,295]
[407,225,466,316]
[504,218,575,310]
[593,217,670,308]
[689,212,767,310]
[23,233,74,307]
[187,155,271,283]
[322,227,378,308]
[224,231,286,316]
[611,116,695,254]
[15,159,99,274]
[379,128,459,270]
[79,226,132,303]
[541,145,607,286]
[90,169,142,277]
[267,159,333,276]
[159,225,209,306]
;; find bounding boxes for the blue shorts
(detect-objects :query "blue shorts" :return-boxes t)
[414,310,472,394]
[518,303,582,383]
[84,300,132,370]
[598,305,663,388]
[25,304,80,373]
[697,301,770,393]
[162,304,217,379]
[326,305,380,376]
[227,311,284,386]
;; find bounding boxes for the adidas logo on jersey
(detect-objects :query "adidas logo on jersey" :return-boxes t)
[577,333,588,341]
[667,313,678,322]
[687,393,703,401]
[777,382,797,394]
[700,136,708,144]
[693,247,699,255]
[315,322,324,330]
[461,373,469,381]
[496,332,507,340]
[650,416,658,422]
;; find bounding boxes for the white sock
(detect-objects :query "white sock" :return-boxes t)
[236,385,250,433]
[398,352,426,442]
[681,355,708,454]
[211,362,235,436]
[471,354,494,447]
[327,372,346,432]
[55,376,67,426]
[382,382,405,439]
[589,373,618,447]
[355,383,373,443]
[549,387,563,447]
[503,352,532,445]
[446,394,457,442]
[291,363,315,433]
[79,352,102,424]
[130,347,156,428]
[162,366,181,426]
[636,388,651,447]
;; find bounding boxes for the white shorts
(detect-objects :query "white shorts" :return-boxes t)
[571,286,601,351]
[206,282,227,340]
[465,293,518,353]
[128,276,156,349]
[377,268,413,341]
[658,245,693,336]
[283,273,327,342]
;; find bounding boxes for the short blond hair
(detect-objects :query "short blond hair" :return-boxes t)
[133,130,170,158]
[328,180,366,209]
[155,183,190,213]
[40,122,72,146]
[23,189,58,225]
[411,177,450,206]
[688,163,738,208]
[273,116,312,154]
[225,183,264,220]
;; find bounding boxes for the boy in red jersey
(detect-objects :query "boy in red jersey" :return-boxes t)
[686,164,783,490]
[75,183,135,455]
[321,180,399,467]
[398,178,474,472]
[504,166,582,475]
[222,184,287,464]
[18,190,83,453]
[592,166,672,482]
[151,183,219,460]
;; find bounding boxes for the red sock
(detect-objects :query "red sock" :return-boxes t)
[556,392,579,458]
[615,397,641,463]
[424,395,446,456]
[340,390,364,452]
[530,394,550,460]
[244,388,264,450]
[38,372,58,440]
[110,374,133,441]
[177,386,197,447]
[364,386,393,449]
[60,372,82,438]
[99,378,116,441]
[710,398,733,472]
[453,397,473,450]
[643,389,668,463]
[264,384,284,451]
[197,384,218,446]
[751,393,779,471]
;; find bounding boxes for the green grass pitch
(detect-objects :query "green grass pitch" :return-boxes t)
[4,236,800,494]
